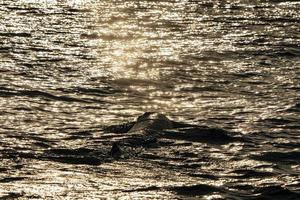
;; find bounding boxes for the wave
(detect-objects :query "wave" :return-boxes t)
[252,185,300,200]
[251,151,300,163]
[162,127,243,144]
[0,32,31,37]
[0,87,91,103]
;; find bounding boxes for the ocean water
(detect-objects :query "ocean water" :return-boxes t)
[0,0,299,199]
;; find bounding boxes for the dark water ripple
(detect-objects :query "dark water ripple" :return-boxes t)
[1,0,300,199]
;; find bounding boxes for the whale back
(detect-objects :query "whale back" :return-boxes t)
[129,112,173,132]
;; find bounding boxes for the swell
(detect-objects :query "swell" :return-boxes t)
[1,146,107,166]
[251,151,300,164]
[123,184,220,196]
[0,32,31,37]
[0,87,96,103]
[161,127,243,144]
[123,184,300,199]
[250,185,300,200]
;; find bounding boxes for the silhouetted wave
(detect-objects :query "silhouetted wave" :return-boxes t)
[170,184,220,196]
[162,127,242,144]
[0,87,91,103]
[251,151,300,163]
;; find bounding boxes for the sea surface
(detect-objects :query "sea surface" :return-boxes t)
[0,0,299,199]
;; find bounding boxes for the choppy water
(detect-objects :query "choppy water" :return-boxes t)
[0,0,299,199]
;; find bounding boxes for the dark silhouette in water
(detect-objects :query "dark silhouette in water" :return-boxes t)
[108,112,173,158]
[129,112,173,132]
[107,112,242,158]
[3,112,242,165]
[110,142,122,158]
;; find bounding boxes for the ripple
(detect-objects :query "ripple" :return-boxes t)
[162,127,242,144]
[170,184,220,196]
[0,0,299,199]
[251,151,300,163]
[0,32,31,37]
[253,185,300,200]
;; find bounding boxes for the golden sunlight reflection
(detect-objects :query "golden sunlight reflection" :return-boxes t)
[1,0,299,199]
[21,0,91,7]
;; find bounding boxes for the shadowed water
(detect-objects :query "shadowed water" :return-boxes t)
[0,0,299,199]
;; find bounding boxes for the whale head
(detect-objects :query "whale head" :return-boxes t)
[129,112,173,132]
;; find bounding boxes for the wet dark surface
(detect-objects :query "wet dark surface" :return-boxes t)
[0,0,299,199]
